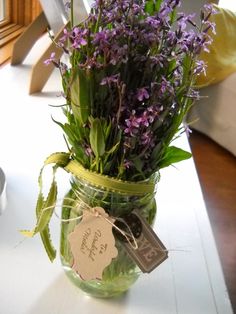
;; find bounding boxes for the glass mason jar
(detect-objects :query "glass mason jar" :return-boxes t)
[60,176,157,298]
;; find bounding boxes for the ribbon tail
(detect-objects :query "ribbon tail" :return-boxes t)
[44,152,71,167]
[40,226,57,262]
[20,165,58,261]
[20,229,36,237]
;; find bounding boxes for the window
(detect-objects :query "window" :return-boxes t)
[0,0,6,21]
[0,0,42,64]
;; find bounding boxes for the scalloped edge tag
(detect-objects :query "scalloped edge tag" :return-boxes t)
[68,207,118,281]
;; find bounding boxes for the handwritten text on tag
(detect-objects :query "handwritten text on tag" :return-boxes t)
[68,207,118,281]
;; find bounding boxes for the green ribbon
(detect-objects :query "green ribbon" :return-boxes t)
[21,152,156,262]
[45,152,155,195]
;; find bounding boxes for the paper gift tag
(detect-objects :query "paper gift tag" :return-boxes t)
[68,207,118,281]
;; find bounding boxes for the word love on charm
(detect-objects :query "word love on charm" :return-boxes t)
[118,210,168,273]
[68,207,118,281]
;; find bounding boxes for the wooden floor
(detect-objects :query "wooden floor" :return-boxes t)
[189,130,236,313]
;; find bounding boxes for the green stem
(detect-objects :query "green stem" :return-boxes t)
[70,0,74,28]
[94,3,103,33]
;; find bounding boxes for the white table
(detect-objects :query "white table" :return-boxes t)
[0,37,233,314]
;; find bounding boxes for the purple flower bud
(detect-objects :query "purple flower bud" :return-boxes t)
[177,13,196,30]
[124,159,132,169]
[146,17,160,29]
[194,60,207,75]
[137,88,149,101]
[203,4,218,16]
[141,130,153,146]
[44,52,56,65]
[203,20,216,35]
[85,146,93,157]
[124,110,143,136]
[100,74,120,86]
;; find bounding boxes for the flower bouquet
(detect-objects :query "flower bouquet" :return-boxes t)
[22,0,215,298]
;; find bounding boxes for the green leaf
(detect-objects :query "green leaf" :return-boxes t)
[170,7,177,24]
[70,69,90,125]
[105,141,120,155]
[168,59,177,74]
[151,142,162,161]
[158,146,192,169]
[145,0,162,14]
[52,117,80,143]
[133,157,144,173]
[145,1,155,15]
[62,124,78,143]
[104,119,112,141]
[182,54,192,84]
[89,118,105,158]
[103,160,113,173]
[155,0,162,12]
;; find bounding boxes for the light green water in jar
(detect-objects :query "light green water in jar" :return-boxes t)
[60,177,157,298]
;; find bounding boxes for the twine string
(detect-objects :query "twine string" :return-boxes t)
[18,197,188,254]
[38,197,139,250]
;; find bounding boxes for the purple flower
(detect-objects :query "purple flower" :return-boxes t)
[140,111,150,127]
[71,28,87,49]
[54,0,216,180]
[93,31,109,45]
[85,145,93,157]
[124,159,132,169]
[150,55,164,68]
[159,77,174,95]
[187,89,200,100]
[137,88,149,101]
[194,60,207,76]
[110,44,129,65]
[177,13,196,30]
[59,28,71,44]
[142,31,157,45]
[124,110,142,136]
[132,3,144,15]
[159,5,172,19]
[146,17,161,29]
[203,4,218,17]
[184,123,192,137]
[141,130,154,146]
[100,74,120,86]
[203,20,216,35]
[44,52,56,65]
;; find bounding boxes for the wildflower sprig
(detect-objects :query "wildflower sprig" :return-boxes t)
[46,0,215,181]
[26,0,216,263]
